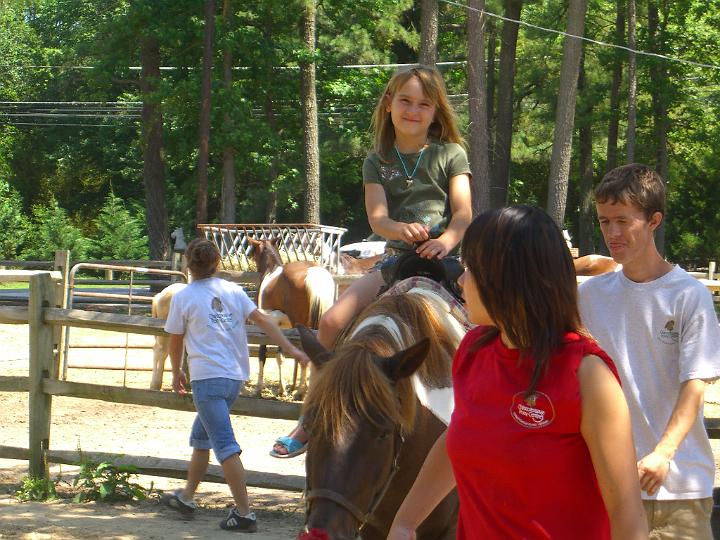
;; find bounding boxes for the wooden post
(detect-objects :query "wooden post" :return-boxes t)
[28,273,57,479]
[53,250,70,378]
[709,261,716,281]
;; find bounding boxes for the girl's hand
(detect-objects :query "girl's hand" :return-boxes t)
[387,525,417,540]
[290,347,311,367]
[416,238,450,259]
[399,222,430,244]
[172,370,188,395]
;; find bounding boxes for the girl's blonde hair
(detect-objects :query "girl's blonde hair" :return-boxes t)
[370,65,464,160]
[185,238,220,279]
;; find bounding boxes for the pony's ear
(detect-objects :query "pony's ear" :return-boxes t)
[380,338,430,382]
[270,236,282,246]
[247,238,261,247]
[296,324,333,368]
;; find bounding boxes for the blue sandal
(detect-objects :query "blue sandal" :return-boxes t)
[269,435,308,458]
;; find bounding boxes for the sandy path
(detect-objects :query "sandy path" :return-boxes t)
[0,324,307,539]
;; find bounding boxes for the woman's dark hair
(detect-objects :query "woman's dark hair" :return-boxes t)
[185,238,221,279]
[461,205,585,395]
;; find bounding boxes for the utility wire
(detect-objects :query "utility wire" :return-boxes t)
[440,0,720,72]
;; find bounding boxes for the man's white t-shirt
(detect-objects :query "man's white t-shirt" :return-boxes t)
[579,265,720,500]
[164,277,257,382]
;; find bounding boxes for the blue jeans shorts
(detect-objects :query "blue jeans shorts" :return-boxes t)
[190,377,242,464]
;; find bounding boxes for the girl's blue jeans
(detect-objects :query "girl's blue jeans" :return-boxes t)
[190,377,242,463]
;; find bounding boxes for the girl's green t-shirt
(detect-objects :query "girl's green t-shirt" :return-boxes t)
[362,141,471,252]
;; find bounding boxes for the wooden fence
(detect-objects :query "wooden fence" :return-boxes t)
[0,271,304,492]
[2,270,720,493]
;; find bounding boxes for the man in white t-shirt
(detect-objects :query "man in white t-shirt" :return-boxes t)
[579,163,720,540]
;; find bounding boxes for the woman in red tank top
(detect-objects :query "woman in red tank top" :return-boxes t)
[388,206,647,540]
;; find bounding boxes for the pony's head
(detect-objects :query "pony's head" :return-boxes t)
[298,293,456,538]
[248,237,283,274]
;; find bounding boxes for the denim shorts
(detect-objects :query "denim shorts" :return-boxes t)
[190,377,242,464]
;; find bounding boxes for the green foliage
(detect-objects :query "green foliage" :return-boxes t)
[2,0,720,262]
[0,179,29,258]
[89,193,148,260]
[14,474,58,502]
[72,460,147,503]
[22,199,91,260]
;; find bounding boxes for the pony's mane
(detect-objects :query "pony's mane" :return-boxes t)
[304,293,455,444]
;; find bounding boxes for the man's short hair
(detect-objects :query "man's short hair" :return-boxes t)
[595,163,666,220]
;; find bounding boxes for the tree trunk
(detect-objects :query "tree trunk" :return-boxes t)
[626,0,637,163]
[220,0,236,224]
[648,0,669,255]
[606,0,625,172]
[577,55,595,255]
[467,0,491,216]
[264,93,280,224]
[196,0,215,227]
[546,0,588,228]
[490,0,523,208]
[300,0,320,224]
[139,36,169,260]
[486,19,496,160]
[419,0,439,66]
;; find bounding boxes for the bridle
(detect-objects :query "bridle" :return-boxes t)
[304,425,405,536]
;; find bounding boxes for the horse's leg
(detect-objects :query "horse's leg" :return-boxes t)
[150,335,168,390]
[290,360,299,392]
[293,363,308,401]
[255,344,267,397]
[276,347,285,397]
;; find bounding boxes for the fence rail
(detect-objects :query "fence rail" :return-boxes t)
[0,272,305,492]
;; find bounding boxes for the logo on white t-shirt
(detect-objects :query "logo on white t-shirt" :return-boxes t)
[510,391,555,429]
[208,296,237,329]
[658,319,679,344]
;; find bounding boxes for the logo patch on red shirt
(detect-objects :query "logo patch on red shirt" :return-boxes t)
[510,391,555,428]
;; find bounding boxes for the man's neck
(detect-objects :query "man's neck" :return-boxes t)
[621,251,673,283]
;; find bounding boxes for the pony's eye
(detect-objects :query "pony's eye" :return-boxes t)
[377,431,391,441]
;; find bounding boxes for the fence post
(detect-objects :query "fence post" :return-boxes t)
[709,261,716,281]
[28,272,57,479]
[53,250,70,378]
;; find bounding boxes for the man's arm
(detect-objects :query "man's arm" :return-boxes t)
[638,378,705,496]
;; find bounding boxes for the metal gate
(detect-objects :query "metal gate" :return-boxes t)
[197,223,347,273]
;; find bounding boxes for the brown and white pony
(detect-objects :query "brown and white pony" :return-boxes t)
[573,254,618,276]
[339,253,383,275]
[249,237,335,398]
[298,288,465,540]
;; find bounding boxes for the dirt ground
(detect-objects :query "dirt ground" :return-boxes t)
[0,324,307,539]
[2,324,720,539]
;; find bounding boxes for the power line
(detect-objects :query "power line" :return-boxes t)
[0,122,135,127]
[440,0,720,72]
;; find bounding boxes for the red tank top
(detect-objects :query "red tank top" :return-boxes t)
[446,327,620,539]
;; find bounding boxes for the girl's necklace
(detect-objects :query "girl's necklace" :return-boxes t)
[394,144,426,189]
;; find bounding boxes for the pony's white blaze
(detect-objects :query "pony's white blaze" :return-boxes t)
[350,313,454,426]
[257,265,283,309]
